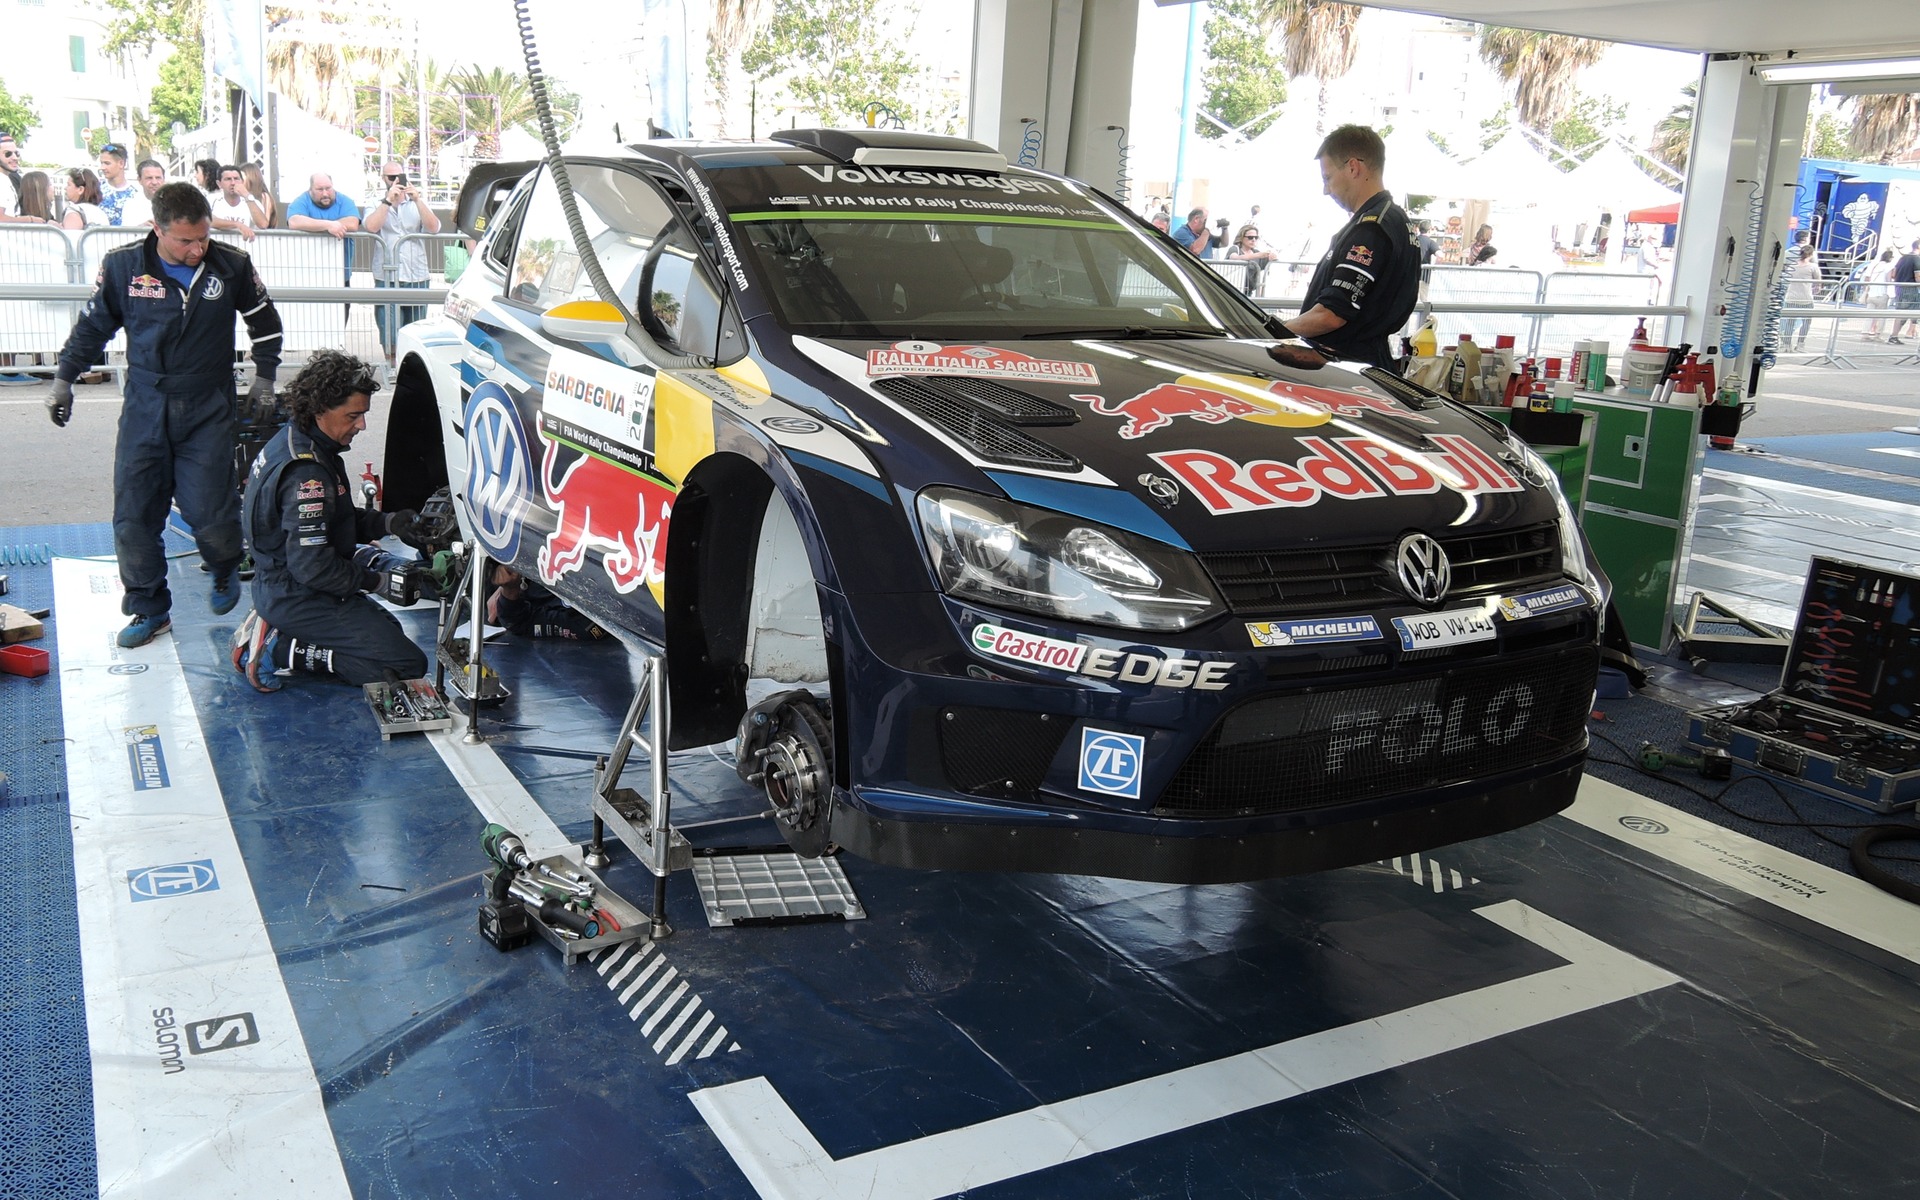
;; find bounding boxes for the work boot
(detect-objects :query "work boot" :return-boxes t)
[117,612,171,648]
[210,566,242,615]
[231,610,283,693]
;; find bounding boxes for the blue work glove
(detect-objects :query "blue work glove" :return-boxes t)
[47,378,73,427]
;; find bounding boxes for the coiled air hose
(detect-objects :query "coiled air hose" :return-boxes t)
[512,0,707,372]
[1718,183,1765,359]
[1017,119,1043,168]
[1106,125,1130,204]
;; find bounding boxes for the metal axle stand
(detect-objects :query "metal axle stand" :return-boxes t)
[584,652,691,939]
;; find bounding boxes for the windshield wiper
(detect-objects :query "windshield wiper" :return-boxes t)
[1020,326,1230,340]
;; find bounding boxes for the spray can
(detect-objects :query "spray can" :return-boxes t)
[1570,341,1591,389]
[1505,357,1535,408]
[1529,379,1553,413]
[1587,339,1609,391]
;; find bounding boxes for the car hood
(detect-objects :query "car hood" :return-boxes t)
[809,336,1554,552]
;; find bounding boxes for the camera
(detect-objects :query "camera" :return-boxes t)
[1216,218,1230,230]
[391,173,408,189]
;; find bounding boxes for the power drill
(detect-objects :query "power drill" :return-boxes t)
[1638,742,1733,780]
[479,823,600,946]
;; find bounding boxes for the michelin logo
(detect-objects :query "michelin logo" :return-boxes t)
[1246,616,1383,647]
[1498,585,1588,622]
[124,724,170,791]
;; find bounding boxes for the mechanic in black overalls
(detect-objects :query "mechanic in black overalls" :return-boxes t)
[232,350,437,692]
[1267,124,1420,375]
[46,182,283,648]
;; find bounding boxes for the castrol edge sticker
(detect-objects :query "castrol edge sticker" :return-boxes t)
[1149,433,1522,514]
[970,623,1232,691]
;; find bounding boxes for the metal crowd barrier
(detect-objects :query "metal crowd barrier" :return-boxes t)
[0,226,463,369]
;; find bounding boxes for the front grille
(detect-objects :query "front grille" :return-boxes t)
[1155,644,1597,818]
[1197,523,1560,616]
[873,377,1080,469]
[939,706,1069,795]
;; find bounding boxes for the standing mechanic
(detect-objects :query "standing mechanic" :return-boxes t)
[1267,124,1419,374]
[47,182,282,648]
[232,350,440,692]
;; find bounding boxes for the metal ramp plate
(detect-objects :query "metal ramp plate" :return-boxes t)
[691,850,866,928]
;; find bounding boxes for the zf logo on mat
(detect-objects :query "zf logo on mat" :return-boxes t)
[127,859,219,903]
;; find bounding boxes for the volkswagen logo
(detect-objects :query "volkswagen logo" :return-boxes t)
[1395,533,1451,605]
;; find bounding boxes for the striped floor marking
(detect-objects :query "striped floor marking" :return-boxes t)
[588,940,740,1064]
[1380,852,1478,893]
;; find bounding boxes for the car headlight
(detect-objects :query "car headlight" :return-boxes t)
[917,487,1226,632]
[1505,433,1606,599]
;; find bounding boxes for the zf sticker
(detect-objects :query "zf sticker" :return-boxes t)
[1078,728,1145,800]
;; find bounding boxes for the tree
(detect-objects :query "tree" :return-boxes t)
[1648,82,1695,178]
[101,0,200,154]
[1199,0,1287,141]
[0,77,38,141]
[1847,92,1920,162]
[1261,0,1363,135]
[742,0,924,130]
[1476,27,1606,135]
[1806,110,1850,161]
[1551,94,1629,169]
[266,7,409,128]
[707,0,775,136]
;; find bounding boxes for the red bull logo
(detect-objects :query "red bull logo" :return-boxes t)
[1150,433,1522,514]
[1068,384,1263,438]
[536,432,675,594]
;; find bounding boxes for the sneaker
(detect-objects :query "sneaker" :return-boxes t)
[231,610,283,693]
[118,612,171,648]
[1891,337,1905,345]
[210,567,241,615]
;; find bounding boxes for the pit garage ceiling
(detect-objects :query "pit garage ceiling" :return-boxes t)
[1347,1,1920,63]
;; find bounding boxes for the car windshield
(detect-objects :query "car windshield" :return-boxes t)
[710,164,1273,341]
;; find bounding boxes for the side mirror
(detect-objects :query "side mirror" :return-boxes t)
[639,227,731,365]
[540,299,628,343]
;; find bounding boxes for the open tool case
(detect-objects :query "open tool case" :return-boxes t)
[1688,556,1920,813]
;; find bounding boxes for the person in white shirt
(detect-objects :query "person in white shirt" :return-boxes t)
[0,133,21,216]
[209,164,265,241]
[119,158,165,228]
[364,160,443,365]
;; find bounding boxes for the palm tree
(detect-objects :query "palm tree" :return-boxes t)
[1847,92,1920,162]
[707,0,775,136]
[1477,27,1607,136]
[265,6,407,127]
[1648,81,1696,178]
[1254,1,1363,135]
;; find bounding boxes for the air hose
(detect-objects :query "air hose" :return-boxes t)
[1017,119,1043,168]
[1106,125,1131,204]
[1717,183,1764,359]
[512,0,707,372]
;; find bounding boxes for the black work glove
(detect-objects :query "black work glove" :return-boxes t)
[47,378,73,427]
[385,508,429,551]
[244,375,276,423]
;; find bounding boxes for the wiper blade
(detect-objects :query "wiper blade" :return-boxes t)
[1023,326,1230,340]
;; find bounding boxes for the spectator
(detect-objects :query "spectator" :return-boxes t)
[194,158,222,199]
[1782,244,1819,352]
[96,143,140,225]
[243,163,277,229]
[1863,248,1898,339]
[209,164,265,241]
[1414,219,1438,269]
[17,171,54,222]
[286,172,363,318]
[1226,223,1278,295]
[61,168,108,229]
[1889,239,1920,344]
[1467,223,1493,264]
[364,160,442,365]
[0,132,21,215]
[1171,206,1216,257]
[122,158,164,227]
[1150,211,1170,233]
[1470,242,1499,267]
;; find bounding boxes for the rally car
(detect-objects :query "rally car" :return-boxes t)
[385,128,1606,884]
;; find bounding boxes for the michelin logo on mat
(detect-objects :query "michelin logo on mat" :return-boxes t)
[125,724,170,790]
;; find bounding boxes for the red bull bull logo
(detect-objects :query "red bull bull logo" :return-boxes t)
[1068,384,1263,438]
[536,431,675,594]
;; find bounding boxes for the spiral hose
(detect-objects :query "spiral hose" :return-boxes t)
[1717,184,1764,359]
[1017,119,1043,168]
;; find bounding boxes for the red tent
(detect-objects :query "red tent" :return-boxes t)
[1627,200,1682,225]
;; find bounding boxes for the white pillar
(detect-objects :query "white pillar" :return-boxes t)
[970,0,1139,197]
[1669,55,1808,393]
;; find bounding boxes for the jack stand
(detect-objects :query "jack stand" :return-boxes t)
[1672,591,1791,668]
[432,546,510,746]
[584,652,691,939]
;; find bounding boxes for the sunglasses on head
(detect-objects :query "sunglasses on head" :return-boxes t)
[102,144,124,155]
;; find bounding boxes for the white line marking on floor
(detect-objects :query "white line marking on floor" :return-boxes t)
[1564,776,1920,965]
[1868,446,1920,461]
[1705,468,1920,516]
[655,996,703,1052]
[669,1011,718,1066]
[622,956,670,1006]
[1687,553,1812,585]
[54,557,352,1200]
[690,900,1679,1200]
[1755,391,1917,416]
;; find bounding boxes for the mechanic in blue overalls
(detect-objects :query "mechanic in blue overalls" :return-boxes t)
[47,182,283,648]
[231,350,439,692]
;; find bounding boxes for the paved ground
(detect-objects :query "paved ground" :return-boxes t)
[1,329,1916,528]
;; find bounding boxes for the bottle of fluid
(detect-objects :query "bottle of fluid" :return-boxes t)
[1629,318,1651,350]
[1449,334,1481,402]
[1411,320,1438,359]
[1505,357,1535,408]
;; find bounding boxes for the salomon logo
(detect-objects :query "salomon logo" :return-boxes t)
[186,1012,260,1055]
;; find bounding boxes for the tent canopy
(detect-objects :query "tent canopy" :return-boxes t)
[1627,201,1683,224]
[1454,131,1582,206]
[1564,143,1681,211]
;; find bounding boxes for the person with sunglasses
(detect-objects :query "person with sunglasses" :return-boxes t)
[0,133,24,219]
[363,160,441,367]
[61,168,109,229]
[96,143,141,226]
[1226,223,1278,296]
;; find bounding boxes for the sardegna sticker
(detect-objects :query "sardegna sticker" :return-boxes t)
[463,382,533,561]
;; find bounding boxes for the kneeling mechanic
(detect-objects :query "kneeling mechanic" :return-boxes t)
[233,350,438,692]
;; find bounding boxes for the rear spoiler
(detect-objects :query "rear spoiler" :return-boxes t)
[454,161,539,241]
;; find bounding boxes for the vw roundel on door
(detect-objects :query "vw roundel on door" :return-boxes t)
[386,128,1608,885]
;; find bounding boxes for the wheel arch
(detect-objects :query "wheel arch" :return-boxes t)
[380,352,450,515]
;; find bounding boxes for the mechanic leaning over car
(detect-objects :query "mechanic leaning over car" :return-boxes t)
[1267,124,1420,374]
[47,181,284,649]
[231,349,439,693]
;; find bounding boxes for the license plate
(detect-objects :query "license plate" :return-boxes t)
[1391,605,1498,651]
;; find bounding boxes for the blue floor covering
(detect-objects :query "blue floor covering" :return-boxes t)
[7,524,1920,1198]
